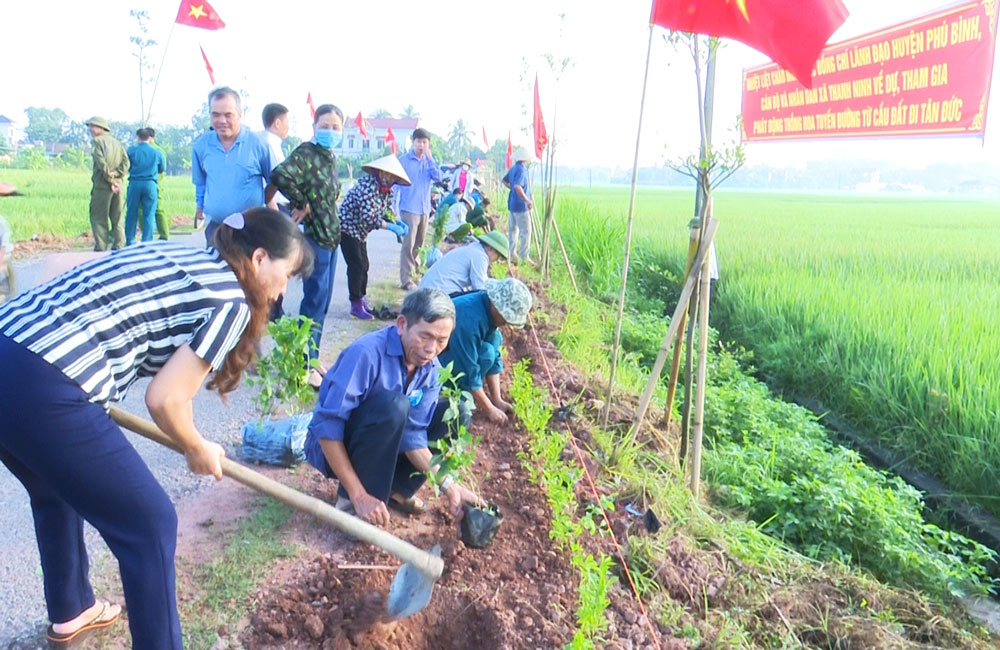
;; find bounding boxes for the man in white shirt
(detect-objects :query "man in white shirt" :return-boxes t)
[259,103,290,213]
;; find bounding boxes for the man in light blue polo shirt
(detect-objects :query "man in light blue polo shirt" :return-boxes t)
[394,128,442,290]
[192,87,271,244]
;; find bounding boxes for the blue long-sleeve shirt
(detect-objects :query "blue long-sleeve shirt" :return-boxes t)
[437,291,503,392]
[306,326,442,464]
[394,149,442,215]
[191,128,271,223]
[126,142,165,181]
[503,161,531,213]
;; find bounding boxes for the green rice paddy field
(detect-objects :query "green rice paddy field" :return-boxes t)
[560,186,1000,516]
[0,168,196,242]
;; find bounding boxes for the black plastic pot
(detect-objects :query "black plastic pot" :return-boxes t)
[460,502,503,548]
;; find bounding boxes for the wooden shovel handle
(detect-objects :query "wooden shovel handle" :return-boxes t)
[109,407,444,580]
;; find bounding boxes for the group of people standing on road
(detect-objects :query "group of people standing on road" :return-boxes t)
[1,83,545,648]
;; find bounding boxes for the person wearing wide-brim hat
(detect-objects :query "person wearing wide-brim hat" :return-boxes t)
[437,277,533,425]
[85,116,130,251]
[419,229,509,297]
[338,154,412,321]
[502,147,536,265]
[449,157,476,199]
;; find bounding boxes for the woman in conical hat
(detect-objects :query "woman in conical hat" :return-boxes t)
[338,155,412,321]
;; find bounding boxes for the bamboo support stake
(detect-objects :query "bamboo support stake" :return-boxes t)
[663,226,703,433]
[689,205,714,498]
[629,219,717,431]
[679,290,697,467]
[603,24,655,428]
[539,205,578,293]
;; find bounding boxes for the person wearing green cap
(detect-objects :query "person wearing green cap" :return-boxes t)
[85,117,130,251]
[418,230,508,297]
[437,277,533,425]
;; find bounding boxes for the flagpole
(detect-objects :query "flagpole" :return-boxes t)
[144,21,177,126]
[602,24,655,428]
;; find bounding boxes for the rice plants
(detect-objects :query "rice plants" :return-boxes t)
[561,186,1000,517]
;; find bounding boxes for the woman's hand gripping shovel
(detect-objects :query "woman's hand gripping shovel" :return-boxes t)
[109,408,442,619]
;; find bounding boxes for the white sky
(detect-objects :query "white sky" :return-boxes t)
[1,0,997,169]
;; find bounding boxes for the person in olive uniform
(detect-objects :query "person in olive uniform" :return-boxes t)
[86,117,130,251]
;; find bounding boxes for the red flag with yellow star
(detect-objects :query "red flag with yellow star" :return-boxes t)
[176,0,226,30]
[650,0,847,87]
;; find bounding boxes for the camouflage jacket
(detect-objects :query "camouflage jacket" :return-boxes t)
[269,142,341,249]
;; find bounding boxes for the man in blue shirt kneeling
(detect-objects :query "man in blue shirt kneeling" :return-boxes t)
[305,288,481,527]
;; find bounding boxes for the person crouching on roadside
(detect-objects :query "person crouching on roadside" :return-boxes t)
[0,209,312,649]
[338,155,412,321]
[437,277,533,425]
[418,230,509,297]
[305,289,483,523]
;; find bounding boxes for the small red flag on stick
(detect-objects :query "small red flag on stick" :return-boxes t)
[505,133,513,169]
[199,45,215,85]
[385,126,398,154]
[533,74,548,158]
[482,126,489,149]
[649,0,847,87]
[176,0,226,30]
[307,92,316,119]
[354,112,369,139]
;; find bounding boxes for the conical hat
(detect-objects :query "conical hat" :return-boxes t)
[362,155,411,186]
[513,147,535,162]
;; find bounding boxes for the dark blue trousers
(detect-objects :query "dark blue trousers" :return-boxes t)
[0,335,182,649]
[300,236,337,361]
[124,179,158,245]
[311,391,464,501]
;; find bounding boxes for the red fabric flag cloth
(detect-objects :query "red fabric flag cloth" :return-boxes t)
[533,74,548,158]
[505,133,513,169]
[199,45,215,85]
[482,126,489,149]
[175,0,226,30]
[307,92,316,119]
[385,126,398,154]
[650,0,847,87]
[354,112,368,139]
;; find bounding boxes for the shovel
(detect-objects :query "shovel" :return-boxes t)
[109,408,443,619]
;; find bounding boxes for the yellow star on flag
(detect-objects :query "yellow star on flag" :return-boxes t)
[728,0,750,22]
[188,4,207,19]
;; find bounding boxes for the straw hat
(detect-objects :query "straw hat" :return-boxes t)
[362,155,412,186]
[460,158,472,167]
[513,147,534,162]
[84,116,110,131]
[486,277,532,328]
[476,231,509,259]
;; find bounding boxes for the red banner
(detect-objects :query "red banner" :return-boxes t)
[741,0,1000,141]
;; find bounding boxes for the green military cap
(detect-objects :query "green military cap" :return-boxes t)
[476,230,509,259]
[85,116,110,131]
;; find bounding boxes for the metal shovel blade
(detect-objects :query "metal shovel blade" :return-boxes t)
[387,544,441,619]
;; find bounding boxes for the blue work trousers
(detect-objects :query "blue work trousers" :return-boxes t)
[0,335,182,649]
[125,179,158,245]
[299,236,337,360]
[308,391,466,502]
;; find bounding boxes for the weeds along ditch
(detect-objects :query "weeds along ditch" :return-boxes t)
[549,191,997,600]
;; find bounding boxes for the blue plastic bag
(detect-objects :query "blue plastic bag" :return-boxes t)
[425,246,443,268]
[241,413,312,466]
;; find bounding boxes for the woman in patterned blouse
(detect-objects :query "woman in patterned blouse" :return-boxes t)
[338,155,411,320]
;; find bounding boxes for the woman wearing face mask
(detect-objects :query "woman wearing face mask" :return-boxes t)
[449,159,476,198]
[267,103,344,387]
[337,155,412,320]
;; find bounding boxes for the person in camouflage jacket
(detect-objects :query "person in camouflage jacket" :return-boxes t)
[266,104,343,386]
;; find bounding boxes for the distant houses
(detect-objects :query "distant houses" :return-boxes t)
[338,117,419,158]
[0,115,21,150]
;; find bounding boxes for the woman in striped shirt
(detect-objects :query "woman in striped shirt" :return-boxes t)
[0,208,311,648]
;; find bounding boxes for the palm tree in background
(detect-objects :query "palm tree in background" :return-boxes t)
[400,104,420,119]
[370,108,393,119]
[448,120,473,154]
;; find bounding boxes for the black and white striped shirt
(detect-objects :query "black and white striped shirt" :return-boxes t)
[0,242,250,406]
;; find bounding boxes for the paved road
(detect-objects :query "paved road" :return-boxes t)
[1,227,403,646]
